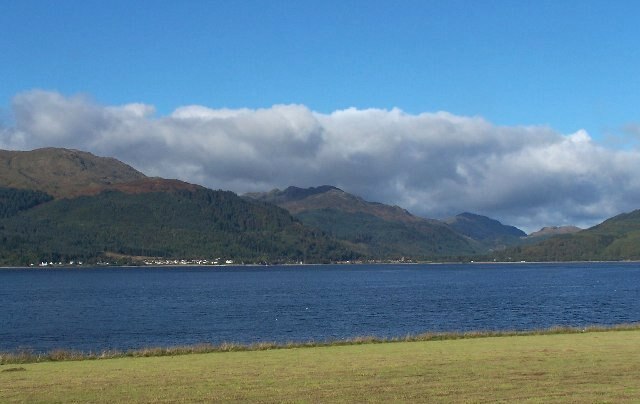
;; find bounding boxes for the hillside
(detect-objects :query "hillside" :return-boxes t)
[4,147,633,264]
[0,148,358,265]
[0,187,356,265]
[246,186,479,259]
[492,210,640,261]
[444,212,526,250]
[0,148,146,198]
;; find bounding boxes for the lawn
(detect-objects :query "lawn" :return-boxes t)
[2,330,640,402]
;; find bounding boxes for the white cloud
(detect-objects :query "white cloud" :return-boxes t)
[3,90,640,233]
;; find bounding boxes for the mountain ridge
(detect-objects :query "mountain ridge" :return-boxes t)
[0,148,358,265]
[247,186,430,224]
[2,147,639,264]
[444,212,527,250]
[245,186,480,258]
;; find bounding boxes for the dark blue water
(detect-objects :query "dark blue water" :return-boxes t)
[1,263,640,352]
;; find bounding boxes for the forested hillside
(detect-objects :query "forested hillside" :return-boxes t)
[0,187,357,265]
[492,210,640,261]
[296,209,479,259]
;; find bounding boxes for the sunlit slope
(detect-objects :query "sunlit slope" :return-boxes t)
[494,209,640,261]
[0,148,146,198]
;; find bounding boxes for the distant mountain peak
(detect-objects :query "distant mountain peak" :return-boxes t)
[245,185,423,223]
[245,184,477,258]
[528,225,582,238]
[456,212,488,220]
[445,212,526,246]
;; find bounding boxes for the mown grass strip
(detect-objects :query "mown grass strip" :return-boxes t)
[2,328,640,403]
[2,322,639,365]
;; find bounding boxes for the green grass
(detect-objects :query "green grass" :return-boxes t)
[3,324,638,365]
[2,328,640,402]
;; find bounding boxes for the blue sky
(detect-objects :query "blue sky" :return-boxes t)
[2,1,640,231]
[3,1,639,139]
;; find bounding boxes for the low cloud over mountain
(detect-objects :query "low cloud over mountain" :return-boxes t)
[2,90,640,232]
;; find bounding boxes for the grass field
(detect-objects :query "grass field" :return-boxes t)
[2,329,640,402]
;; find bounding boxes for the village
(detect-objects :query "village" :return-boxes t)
[34,258,236,267]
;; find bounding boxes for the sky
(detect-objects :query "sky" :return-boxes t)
[2,1,640,232]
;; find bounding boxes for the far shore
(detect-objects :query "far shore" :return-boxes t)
[2,259,640,270]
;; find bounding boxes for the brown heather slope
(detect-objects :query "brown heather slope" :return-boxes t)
[0,148,147,198]
[85,178,203,196]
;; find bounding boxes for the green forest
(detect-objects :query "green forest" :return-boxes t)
[0,187,53,218]
[0,187,357,265]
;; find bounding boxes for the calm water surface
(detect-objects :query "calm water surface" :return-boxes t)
[1,263,640,352]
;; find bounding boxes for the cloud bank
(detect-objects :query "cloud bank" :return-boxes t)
[2,90,640,232]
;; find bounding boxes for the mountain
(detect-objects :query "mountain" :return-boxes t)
[0,148,146,198]
[245,185,341,208]
[0,146,208,198]
[6,147,633,264]
[0,149,357,265]
[247,185,426,223]
[245,186,479,259]
[0,147,205,198]
[444,212,526,250]
[492,210,640,261]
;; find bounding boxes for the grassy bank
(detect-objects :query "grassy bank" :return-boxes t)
[2,323,639,365]
[2,328,640,402]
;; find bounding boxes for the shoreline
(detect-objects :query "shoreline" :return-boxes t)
[2,260,640,270]
[2,323,639,365]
